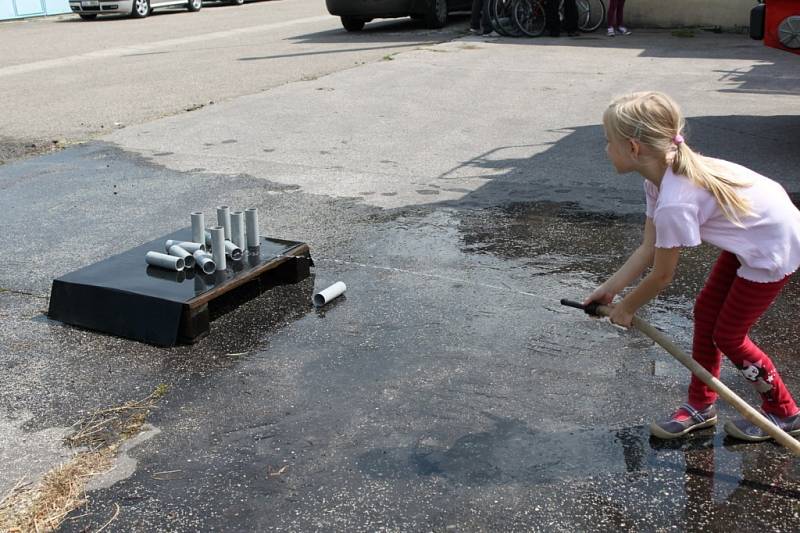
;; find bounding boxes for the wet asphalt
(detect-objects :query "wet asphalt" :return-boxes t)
[2,26,800,533]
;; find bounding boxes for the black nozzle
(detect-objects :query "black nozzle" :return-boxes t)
[560,299,600,316]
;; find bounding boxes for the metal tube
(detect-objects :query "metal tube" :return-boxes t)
[210,226,226,271]
[217,205,231,240]
[168,244,196,269]
[230,211,246,249]
[145,251,184,271]
[245,207,260,248]
[224,240,243,261]
[313,281,346,307]
[191,212,205,246]
[165,240,205,253]
[193,250,216,274]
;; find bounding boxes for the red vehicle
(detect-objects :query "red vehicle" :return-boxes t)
[751,0,800,54]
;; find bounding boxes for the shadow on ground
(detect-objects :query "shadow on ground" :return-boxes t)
[427,114,800,212]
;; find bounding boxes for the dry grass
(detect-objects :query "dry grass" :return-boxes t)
[0,384,168,532]
[0,450,113,532]
[66,383,169,450]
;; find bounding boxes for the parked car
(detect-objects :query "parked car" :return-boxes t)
[206,0,257,5]
[326,0,472,31]
[69,0,202,20]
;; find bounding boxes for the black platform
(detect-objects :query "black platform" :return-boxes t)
[48,228,313,346]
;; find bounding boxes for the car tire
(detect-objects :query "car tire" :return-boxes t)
[230,0,245,4]
[79,13,97,20]
[424,0,447,28]
[188,0,202,11]
[341,16,366,31]
[130,0,150,18]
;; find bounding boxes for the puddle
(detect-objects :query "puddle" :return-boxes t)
[357,414,800,525]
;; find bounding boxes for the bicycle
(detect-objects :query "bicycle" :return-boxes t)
[510,0,606,37]
[490,0,525,37]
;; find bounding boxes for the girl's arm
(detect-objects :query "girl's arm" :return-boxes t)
[609,246,681,327]
[584,218,657,304]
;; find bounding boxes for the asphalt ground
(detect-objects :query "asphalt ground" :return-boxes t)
[2,4,800,531]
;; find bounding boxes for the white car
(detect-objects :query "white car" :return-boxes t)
[69,0,202,20]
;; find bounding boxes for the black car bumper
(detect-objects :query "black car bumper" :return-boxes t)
[326,0,416,17]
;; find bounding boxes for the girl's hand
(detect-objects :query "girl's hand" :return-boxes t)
[608,303,634,328]
[583,287,615,307]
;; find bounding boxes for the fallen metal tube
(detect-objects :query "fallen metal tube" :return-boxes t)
[191,211,205,246]
[145,251,184,272]
[168,244,196,269]
[224,240,243,261]
[193,250,216,274]
[230,211,246,249]
[245,207,260,248]
[210,226,227,271]
[313,281,346,307]
[165,240,205,253]
[217,205,231,241]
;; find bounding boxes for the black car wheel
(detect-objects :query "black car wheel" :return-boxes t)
[131,0,150,17]
[231,0,245,4]
[341,16,366,31]
[424,0,447,28]
[188,0,202,11]
[79,13,97,19]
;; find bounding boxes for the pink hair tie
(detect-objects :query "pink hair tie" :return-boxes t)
[673,134,685,145]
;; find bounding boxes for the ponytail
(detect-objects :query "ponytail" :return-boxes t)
[672,141,753,226]
[605,92,753,225]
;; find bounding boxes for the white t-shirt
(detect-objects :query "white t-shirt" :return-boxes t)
[644,160,800,282]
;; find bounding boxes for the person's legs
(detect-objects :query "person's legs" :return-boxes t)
[470,0,483,30]
[562,0,578,33]
[544,0,560,36]
[712,275,798,417]
[687,251,740,408]
[481,0,493,34]
[616,0,626,28]
[615,0,630,34]
[607,0,619,28]
[650,251,739,439]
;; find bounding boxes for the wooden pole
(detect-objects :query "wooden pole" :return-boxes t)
[561,299,800,456]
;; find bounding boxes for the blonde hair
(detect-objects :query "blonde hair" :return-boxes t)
[603,91,752,225]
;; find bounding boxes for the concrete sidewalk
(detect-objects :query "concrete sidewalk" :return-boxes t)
[106,29,800,212]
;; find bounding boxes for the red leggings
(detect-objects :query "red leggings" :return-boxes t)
[689,251,798,417]
[607,0,626,28]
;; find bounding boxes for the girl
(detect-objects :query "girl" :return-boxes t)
[586,91,800,441]
[607,0,631,36]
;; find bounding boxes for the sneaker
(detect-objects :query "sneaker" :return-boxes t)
[650,403,718,439]
[724,411,800,442]
[616,26,632,35]
[607,27,615,37]
[469,27,480,34]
